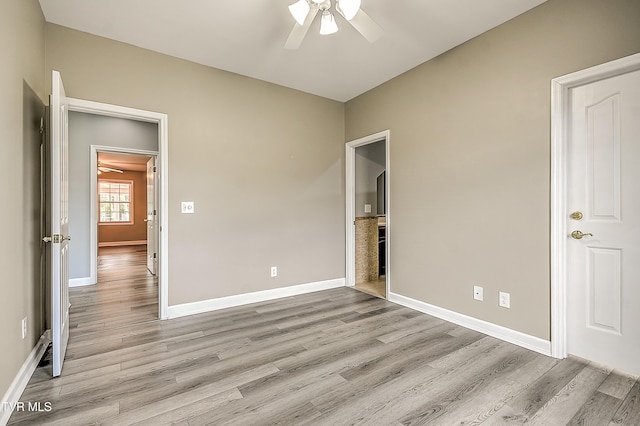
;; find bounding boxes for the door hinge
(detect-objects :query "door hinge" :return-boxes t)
[153,253,157,259]
[153,166,157,173]
[153,209,157,216]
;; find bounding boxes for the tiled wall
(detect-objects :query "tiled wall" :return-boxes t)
[355,217,378,283]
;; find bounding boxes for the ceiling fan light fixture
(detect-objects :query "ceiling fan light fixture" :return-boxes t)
[337,0,361,21]
[288,0,310,25]
[320,10,338,35]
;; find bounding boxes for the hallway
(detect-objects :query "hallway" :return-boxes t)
[69,245,158,338]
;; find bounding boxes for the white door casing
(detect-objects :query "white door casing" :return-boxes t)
[146,157,158,275]
[50,70,70,377]
[78,98,168,320]
[551,53,640,375]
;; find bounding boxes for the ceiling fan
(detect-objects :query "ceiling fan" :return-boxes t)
[285,0,383,49]
[98,163,124,174]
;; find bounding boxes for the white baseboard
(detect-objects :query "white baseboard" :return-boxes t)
[167,278,345,319]
[98,240,146,247]
[388,292,551,356]
[69,277,93,287]
[0,332,50,426]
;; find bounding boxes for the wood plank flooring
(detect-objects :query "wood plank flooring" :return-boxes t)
[8,248,640,425]
[68,246,158,338]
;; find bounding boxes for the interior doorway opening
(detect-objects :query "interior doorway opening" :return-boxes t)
[94,150,158,275]
[93,150,159,321]
[346,130,390,299]
[65,103,167,323]
[85,147,159,329]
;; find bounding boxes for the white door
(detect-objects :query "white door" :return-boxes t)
[146,157,157,275]
[49,70,70,377]
[567,68,640,376]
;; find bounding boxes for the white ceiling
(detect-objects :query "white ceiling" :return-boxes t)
[38,0,547,102]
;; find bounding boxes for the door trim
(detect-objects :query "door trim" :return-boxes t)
[90,146,158,281]
[68,97,170,320]
[345,130,390,298]
[550,52,640,359]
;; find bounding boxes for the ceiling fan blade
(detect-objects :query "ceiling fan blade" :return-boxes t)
[98,165,124,173]
[347,9,383,43]
[284,7,319,50]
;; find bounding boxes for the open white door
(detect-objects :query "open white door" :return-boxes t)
[146,157,157,275]
[47,70,70,377]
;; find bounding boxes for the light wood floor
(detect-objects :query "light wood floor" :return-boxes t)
[9,249,640,425]
[355,276,386,299]
[69,246,158,338]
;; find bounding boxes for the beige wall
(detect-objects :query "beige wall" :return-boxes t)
[345,0,640,340]
[99,171,148,244]
[45,24,346,306]
[0,0,45,404]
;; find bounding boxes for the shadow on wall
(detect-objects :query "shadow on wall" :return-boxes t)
[23,80,47,334]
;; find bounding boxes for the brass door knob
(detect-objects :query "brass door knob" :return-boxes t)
[42,234,71,243]
[571,230,593,240]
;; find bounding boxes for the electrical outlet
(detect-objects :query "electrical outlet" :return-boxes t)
[473,286,484,301]
[271,266,278,277]
[499,291,511,308]
[364,204,372,213]
[21,317,27,339]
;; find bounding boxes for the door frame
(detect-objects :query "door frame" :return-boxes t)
[345,130,390,297]
[550,52,640,359]
[68,97,170,319]
[90,146,159,279]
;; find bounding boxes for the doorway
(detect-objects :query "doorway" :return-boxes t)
[91,149,159,278]
[346,130,390,299]
[45,71,168,378]
[551,53,640,375]
[66,97,169,320]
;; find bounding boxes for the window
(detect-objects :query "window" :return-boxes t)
[99,180,133,224]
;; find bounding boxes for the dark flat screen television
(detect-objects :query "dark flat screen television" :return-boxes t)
[376,171,385,215]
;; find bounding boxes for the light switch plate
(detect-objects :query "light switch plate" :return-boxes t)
[181,201,195,214]
[364,204,372,213]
